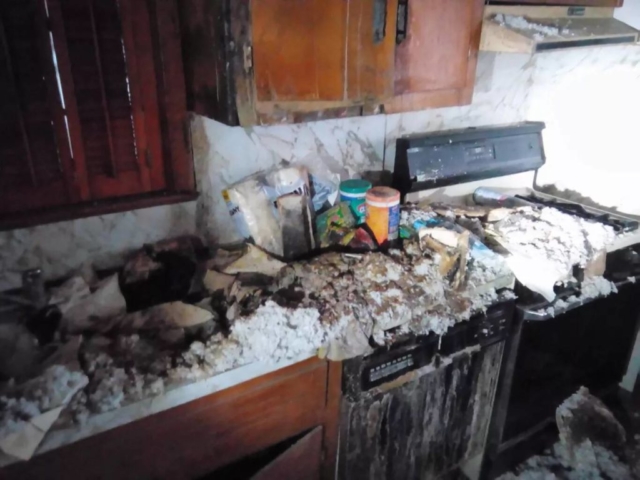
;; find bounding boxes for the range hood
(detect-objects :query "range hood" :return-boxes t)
[481,6,639,54]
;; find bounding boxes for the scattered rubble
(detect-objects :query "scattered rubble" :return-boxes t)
[557,387,627,464]
[490,207,616,278]
[536,277,619,317]
[494,14,569,41]
[0,363,88,459]
[498,441,633,480]
[498,388,634,480]
[0,198,629,451]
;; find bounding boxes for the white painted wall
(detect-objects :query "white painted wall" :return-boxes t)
[615,0,640,29]
[531,45,640,215]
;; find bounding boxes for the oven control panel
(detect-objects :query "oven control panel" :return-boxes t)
[356,301,515,392]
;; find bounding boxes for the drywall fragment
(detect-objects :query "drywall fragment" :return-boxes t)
[222,244,286,277]
[202,270,236,294]
[116,302,213,331]
[418,227,461,248]
[557,386,626,468]
[62,274,126,333]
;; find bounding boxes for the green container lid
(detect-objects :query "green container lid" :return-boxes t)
[340,179,372,194]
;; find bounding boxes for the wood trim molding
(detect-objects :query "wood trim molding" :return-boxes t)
[2,358,338,480]
[0,192,198,232]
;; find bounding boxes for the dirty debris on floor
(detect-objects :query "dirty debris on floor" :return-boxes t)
[498,387,640,479]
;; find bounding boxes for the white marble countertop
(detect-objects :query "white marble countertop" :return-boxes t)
[0,352,316,468]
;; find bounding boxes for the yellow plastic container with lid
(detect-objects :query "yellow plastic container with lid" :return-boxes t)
[365,187,401,245]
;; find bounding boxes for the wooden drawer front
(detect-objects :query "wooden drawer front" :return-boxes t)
[2,358,329,480]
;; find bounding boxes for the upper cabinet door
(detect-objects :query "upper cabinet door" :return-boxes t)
[180,0,487,126]
[232,0,398,125]
[0,0,78,215]
[386,0,485,114]
[251,0,346,103]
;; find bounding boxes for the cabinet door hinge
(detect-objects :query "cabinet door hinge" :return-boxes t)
[243,44,253,73]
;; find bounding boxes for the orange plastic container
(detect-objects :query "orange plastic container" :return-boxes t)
[365,187,401,244]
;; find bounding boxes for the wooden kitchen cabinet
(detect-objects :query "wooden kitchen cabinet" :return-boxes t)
[181,0,397,126]
[180,0,486,126]
[385,0,486,114]
[0,0,195,230]
[1,359,342,480]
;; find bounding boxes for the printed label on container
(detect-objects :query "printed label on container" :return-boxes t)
[222,189,251,239]
[348,199,366,224]
[388,204,400,241]
[367,205,389,244]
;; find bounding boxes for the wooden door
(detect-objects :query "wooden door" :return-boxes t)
[233,0,398,125]
[385,0,485,114]
[251,427,323,480]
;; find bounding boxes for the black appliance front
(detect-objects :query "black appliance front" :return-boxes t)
[507,283,640,441]
[393,122,546,199]
[482,280,640,478]
[338,300,514,480]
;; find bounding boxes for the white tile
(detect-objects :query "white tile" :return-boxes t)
[0,203,197,292]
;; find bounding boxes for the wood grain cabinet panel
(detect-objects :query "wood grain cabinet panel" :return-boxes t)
[0,0,194,229]
[252,0,348,102]
[180,0,487,125]
[2,359,342,480]
[247,0,399,124]
[385,0,486,114]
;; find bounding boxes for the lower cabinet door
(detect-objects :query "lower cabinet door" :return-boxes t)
[252,427,323,480]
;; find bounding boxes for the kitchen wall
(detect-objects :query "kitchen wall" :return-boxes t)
[531,44,640,215]
[195,41,640,245]
[194,52,536,245]
[0,202,197,292]
[1,33,639,291]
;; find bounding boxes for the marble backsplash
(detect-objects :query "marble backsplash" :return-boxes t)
[1,43,639,291]
[194,52,536,245]
[0,202,197,292]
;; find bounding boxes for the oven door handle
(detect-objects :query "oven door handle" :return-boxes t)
[517,306,554,322]
[517,276,638,322]
[517,299,586,321]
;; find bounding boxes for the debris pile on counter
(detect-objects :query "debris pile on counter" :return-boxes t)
[489,207,615,275]
[485,206,617,301]
[0,190,630,461]
[0,206,514,449]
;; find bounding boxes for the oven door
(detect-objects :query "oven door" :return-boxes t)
[482,281,640,478]
[338,301,514,480]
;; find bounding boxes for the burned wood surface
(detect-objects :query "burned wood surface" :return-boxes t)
[339,343,504,480]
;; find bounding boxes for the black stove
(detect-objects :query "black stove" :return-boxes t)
[515,194,639,233]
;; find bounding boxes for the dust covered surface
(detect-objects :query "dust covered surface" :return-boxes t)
[489,207,616,286]
[537,277,619,318]
[0,365,88,438]
[494,14,573,41]
[168,248,509,381]
[0,223,517,432]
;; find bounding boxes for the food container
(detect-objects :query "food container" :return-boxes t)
[366,187,400,244]
[339,179,371,224]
